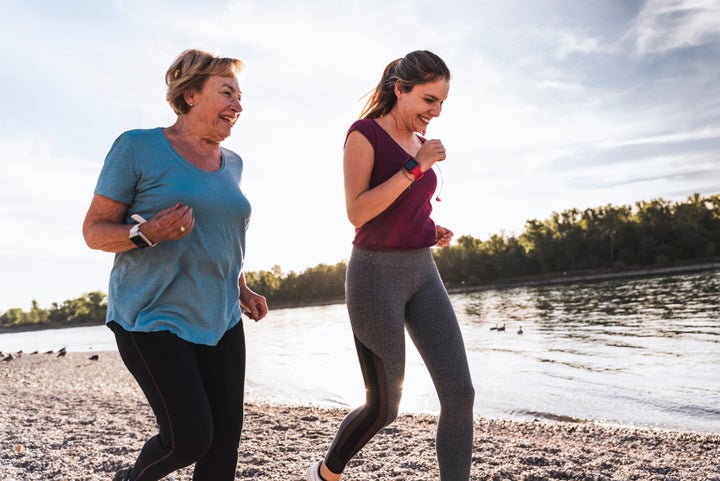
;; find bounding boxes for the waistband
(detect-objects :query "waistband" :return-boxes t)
[350,246,434,267]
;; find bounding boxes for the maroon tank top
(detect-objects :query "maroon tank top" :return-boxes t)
[347,118,437,250]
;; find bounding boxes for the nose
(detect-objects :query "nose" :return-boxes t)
[431,103,442,118]
[231,96,242,112]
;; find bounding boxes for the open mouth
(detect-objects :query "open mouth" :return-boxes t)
[220,114,237,126]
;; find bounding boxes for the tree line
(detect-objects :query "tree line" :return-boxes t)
[2,193,718,329]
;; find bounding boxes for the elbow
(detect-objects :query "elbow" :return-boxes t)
[346,212,366,229]
[82,226,107,252]
[82,224,97,250]
[82,229,95,250]
[83,234,102,251]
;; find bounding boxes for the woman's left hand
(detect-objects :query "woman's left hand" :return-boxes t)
[240,287,268,322]
[435,225,454,248]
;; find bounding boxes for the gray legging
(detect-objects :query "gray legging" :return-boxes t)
[324,247,475,480]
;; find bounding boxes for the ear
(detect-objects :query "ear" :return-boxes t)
[394,80,413,99]
[184,91,196,107]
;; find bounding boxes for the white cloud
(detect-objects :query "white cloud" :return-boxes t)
[1,0,719,311]
[630,0,720,55]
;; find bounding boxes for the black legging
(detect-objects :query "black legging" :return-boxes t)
[110,320,245,481]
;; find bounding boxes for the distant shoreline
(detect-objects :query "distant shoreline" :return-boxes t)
[446,259,720,294]
[2,260,719,334]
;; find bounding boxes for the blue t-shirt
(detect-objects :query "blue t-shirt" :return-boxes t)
[94,128,251,345]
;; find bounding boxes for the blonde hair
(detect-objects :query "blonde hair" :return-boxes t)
[360,50,450,119]
[165,49,245,115]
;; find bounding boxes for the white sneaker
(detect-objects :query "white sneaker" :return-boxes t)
[306,460,324,481]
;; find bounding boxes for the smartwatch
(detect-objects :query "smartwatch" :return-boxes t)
[403,157,423,181]
[129,222,156,249]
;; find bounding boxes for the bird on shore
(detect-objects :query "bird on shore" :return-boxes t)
[2,353,14,362]
[497,324,506,332]
[89,354,99,361]
[517,326,523,335]
[57,347,67,358]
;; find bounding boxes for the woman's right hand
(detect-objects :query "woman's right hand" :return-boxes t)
[83,196,194,252]
[140,202,194,243]
[415,138,447,172]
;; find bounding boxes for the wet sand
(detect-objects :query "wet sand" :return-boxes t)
[1,352,718,480]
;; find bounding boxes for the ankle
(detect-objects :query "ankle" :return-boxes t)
[319,462,341,481]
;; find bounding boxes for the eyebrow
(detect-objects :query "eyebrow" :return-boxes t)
[220,82,242,94]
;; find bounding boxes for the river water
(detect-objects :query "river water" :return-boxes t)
[2,270,718,433]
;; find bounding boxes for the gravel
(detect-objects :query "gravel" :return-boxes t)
[1,352,718,480]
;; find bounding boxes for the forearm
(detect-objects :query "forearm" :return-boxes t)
[83,221,141,253]
[346,169,414,228]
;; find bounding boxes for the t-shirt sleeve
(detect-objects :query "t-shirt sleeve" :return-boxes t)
[94,132,139,205]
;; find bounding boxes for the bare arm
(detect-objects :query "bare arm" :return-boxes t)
[82,194,137,252]
[344,132,448,228]
[343,131,414,228]
[82,194,194,252]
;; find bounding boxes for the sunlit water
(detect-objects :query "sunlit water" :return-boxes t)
[2,271,718,433]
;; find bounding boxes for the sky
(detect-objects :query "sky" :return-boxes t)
[1,0,719,312]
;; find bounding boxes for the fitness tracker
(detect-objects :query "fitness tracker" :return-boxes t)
[403,158,423,181]
[129,221,156,249]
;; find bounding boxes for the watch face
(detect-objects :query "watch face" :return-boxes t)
[130,235,149,248]
[403,158,419,170]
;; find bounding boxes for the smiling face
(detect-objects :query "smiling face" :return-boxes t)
[394,78,449,133]
[186,75,243,143]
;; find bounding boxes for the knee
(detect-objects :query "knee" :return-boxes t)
[377,384,403,427]
[363,388,400,431]
[171,422,214,464]
[440,381,475,413]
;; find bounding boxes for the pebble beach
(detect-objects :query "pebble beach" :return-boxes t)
[1,352,718,481]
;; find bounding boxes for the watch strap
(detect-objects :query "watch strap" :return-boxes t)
[403,158,423,181]
[129,222,156,248]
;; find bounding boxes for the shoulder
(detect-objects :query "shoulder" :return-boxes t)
[346,118,378,146]
[347,118,377,136]
[110,128,162,150]
[221,146,244,179]
[119,127,163,144]
[221,146,243,165]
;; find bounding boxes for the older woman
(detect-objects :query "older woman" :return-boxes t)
[83,49,268,481]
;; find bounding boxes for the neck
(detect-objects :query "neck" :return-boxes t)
[381,112,415,139]
[167,117,222,151]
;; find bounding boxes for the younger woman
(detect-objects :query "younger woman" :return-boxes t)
[307,50,475,481]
